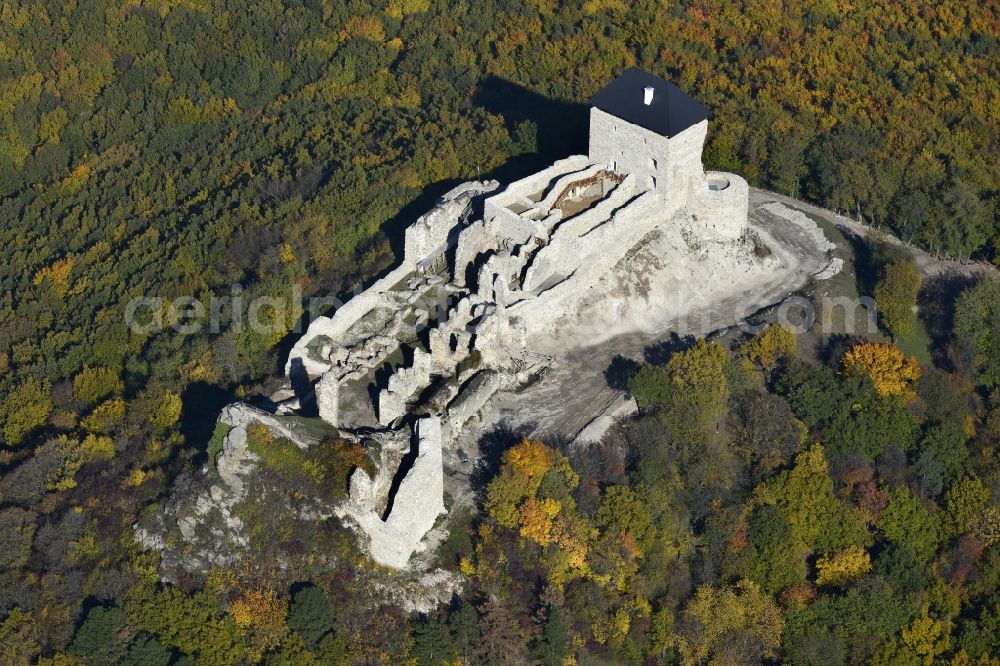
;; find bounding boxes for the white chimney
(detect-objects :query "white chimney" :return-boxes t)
[643,86,655,105]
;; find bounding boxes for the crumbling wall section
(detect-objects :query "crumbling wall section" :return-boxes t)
[510,190,664,329]
[663,120,708,202]
[337,417,446,569]
[445,370,503,433]
[378,348,433,425]
[287,181,496,378]
[405,180,498,268]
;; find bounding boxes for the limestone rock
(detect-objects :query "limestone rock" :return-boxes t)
[315,371,340,426]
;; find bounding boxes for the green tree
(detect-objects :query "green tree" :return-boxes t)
[878,487,941,564]
[538,606,570,666]
[0,508,36,569]
[954,278,1000,387]
[287,585,335,648]
[72,366,124,407]
[629,365,673,410]
[70,606,132,666]
[744,504,808,594]
[449,601,480,665]
[122,636,172,666]
[942,476,991,539]
[595,485,656,555]
[665,339,730,425]
[756,443,870,554]
[875,259,922,340]
[411,616,457,666]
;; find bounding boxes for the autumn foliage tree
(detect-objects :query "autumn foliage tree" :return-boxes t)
[815,545,873,587]
[740,324,797,372]
[482,439,593,587]
[675,580,784,666]
[842,341,922,397]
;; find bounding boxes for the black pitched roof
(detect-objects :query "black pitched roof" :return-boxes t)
[590,68,709,138]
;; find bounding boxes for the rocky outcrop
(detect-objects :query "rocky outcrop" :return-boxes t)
[134,403,336,581]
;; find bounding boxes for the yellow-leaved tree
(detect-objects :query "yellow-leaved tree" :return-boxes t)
[815,545,872,587]
[842,341,921,397]
[675,580,784,666]
[229,584,288,659]
[740,324,797,371]
[481,439,594,588]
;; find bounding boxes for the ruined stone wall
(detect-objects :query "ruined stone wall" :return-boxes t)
[378,348,433,425]
[404,180,498,268]
[548,173,638,238]
[531,163,606,217]
[482,156,589,222]
[510,190,665,330]
[284,262,413,378]
[287,182,495,378]
[337,417,446,569]
[445,370,503,434]
[664,120,708,202]
[521,176,651,294]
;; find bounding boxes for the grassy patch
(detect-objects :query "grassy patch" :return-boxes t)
[894,320,934,366]
[245,421,373,500]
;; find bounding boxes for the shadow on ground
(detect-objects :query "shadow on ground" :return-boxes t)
[919,272,979,368]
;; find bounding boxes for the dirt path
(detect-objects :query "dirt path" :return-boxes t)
[749,189,997,280]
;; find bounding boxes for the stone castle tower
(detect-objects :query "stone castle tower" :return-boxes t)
[586,68,745,241]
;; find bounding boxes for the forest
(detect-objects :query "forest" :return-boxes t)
[0,0,998,663]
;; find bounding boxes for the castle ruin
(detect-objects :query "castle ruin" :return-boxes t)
[139,70,838,575]
[281,69,751,568]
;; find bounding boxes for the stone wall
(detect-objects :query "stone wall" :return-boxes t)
[404,180,498,268]
[664,120,708,202]
[588,108,671,190]
[378,348,433,426]
[337,417,446,569]
[287,181,496,378]
[519,186,662,299]
[315,372,340,426]
[284,261,411,378]
[445,370,503,433]
[482,156,589,223]
[509,190,664,331]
